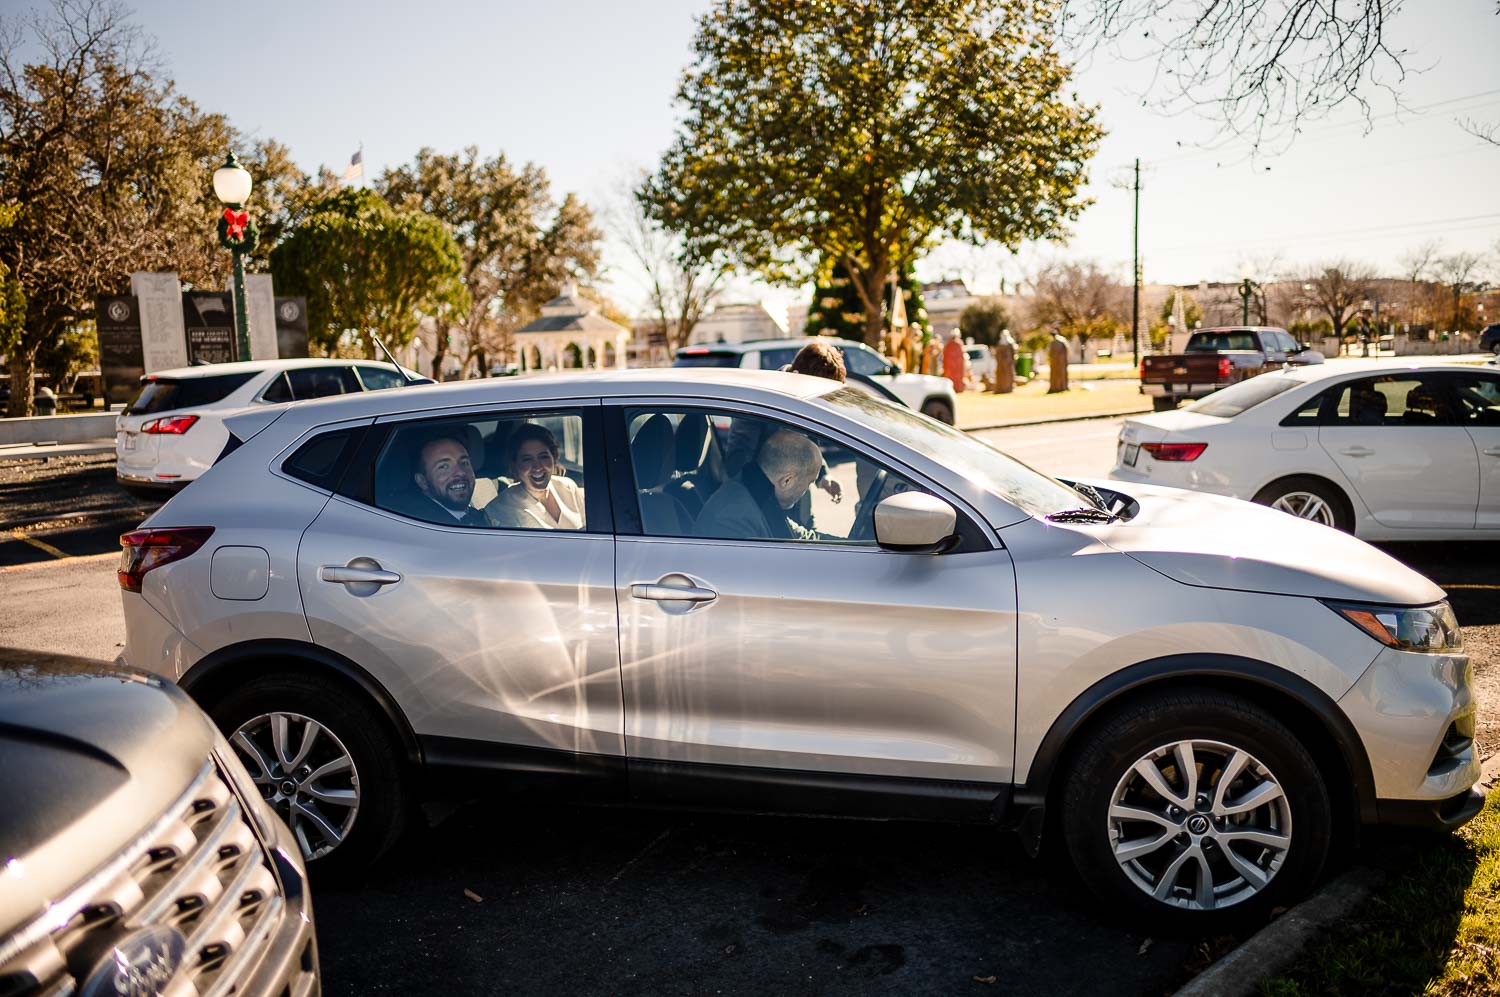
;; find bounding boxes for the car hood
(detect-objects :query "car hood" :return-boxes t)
[0,651,214,939]
[1078,479,1446,605]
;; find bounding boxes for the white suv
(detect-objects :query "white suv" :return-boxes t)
[675,338,958,424]
[116,358,428,496]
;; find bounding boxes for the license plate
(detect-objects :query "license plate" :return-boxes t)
[123,433,136,451]
[1123,443,1139,467]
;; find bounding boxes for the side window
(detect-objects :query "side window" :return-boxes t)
[1281,389,1331,426]
[287,366,359,400]
[355,365,409,391]
[759,348,797,370]
[369,411,591,530]
[282,428,359,490]
[1445,374,1500,426]
[1325,376,1456,427]
[840,346,888,378]
[261,371,293,403]
[624,407,923,544]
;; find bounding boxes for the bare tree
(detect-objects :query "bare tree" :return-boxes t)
[1435,251,1484,333]
[1294,262,1375,341]
[1057,0,1409,150]
[613,175,731,357]
[1027,260,1128,344]
[1459,117,1499,147]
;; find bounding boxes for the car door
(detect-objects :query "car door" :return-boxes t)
[295,400,625,777]
[1439,370,1500,529]
[1316,373,1479,530]
[608,400,1017,815]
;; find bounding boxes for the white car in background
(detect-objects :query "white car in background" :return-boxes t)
[675,338,959,424]
[1109,361,1500,539]
[965,344,996,385]
[116,358,429,496]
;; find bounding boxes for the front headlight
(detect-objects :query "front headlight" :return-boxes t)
[1324,599,1463,653]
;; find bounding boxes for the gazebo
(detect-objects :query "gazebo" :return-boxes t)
[514,282,630,372]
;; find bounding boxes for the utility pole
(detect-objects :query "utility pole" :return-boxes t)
[1131,158,1141,366]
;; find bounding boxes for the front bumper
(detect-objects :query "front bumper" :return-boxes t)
[1141,382,1217,399]
[1377,788,1486,832]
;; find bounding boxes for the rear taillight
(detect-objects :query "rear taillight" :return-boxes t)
[1139,360,1146,379]
[141,415,198,434]
[118,527,214,592]
[1141,442,1208,462]
[1217,357,1232,378]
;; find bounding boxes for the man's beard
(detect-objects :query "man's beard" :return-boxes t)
[433,479,472,511]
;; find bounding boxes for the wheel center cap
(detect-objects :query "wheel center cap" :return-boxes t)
[1186,814,1211,835]
[279,779,297,796]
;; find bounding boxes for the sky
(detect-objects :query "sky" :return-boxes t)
[84,0,1500,317]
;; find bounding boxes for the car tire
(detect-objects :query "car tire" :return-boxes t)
[1151,396,1176,412]
[1251,475,1352,532]
[1061,688,1331,932]
[921,398,955,424]
[209,671,407,880]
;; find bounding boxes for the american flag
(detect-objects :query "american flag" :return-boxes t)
[342,149,364,182]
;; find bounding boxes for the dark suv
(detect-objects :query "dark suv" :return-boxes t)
[0,650,319,997]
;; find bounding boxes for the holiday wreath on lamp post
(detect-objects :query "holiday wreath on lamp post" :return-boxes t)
[217,205,259,254]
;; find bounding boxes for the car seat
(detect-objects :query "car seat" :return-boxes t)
[1402,385,1443,424]
[669,413,725,518]
[1349,386,1387,425]
[631,414,693,534]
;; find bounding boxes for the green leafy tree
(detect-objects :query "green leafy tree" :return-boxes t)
[806,257,928,343]
[642,0,1101,348]
[960,299,1010,347]
[270,188,468,358]
[380,148,601,378]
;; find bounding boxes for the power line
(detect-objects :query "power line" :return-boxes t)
[1152,213,1500,254]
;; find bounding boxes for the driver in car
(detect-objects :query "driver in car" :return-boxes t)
[695,429,823,542]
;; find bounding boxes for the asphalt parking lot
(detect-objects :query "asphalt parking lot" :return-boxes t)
[3,426,1498,995]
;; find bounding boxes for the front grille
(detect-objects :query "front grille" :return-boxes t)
[0,761,288,997]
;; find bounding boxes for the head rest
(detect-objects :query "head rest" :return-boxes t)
[632,413,676,489]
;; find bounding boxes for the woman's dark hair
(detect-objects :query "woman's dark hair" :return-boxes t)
[507,423,560,464]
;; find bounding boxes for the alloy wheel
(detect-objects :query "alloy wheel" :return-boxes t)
[230,711,360,860]
[1107,739,1292,911]
[1270,491,1334,525]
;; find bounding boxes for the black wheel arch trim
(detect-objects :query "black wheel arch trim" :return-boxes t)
[177,638,423,765]
[1013,653,1378,827]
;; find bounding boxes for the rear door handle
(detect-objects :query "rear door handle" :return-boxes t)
[1339,447,1375,457]
[1484,447,1500,457]
[320,558,401,594]
[631,582,718,603]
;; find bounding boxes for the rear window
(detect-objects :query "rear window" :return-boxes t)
[1186,374,1303,418]
[1186,331,1258,352]
[673,351,742,368]
[127,372,256,414]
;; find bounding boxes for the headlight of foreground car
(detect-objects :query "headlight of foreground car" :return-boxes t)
[1325,599,1463,653]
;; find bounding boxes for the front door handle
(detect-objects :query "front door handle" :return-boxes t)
[320,557,401,595]
[1484,447,1500,457]
[1339,447,1375,457]
[631,582,718,602]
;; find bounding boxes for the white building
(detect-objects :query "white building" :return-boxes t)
[687,303,788,345]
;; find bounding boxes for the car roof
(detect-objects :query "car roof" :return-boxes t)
[1278,359,1495,384]
[144,358,405,380]
[676,337,874,354]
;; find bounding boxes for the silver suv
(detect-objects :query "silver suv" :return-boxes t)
[119,369,1480,929]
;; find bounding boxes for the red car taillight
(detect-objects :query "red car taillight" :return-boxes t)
[118,527,214,592]
[1217,357,1232,378]
[1139,360,1147,379]
[1141,442,1208,462]
[141,415,199,434]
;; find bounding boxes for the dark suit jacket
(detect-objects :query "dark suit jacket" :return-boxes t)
[694,465,806,541]
[392,489,488,527]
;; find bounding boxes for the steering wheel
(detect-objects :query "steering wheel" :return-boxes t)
[849,468,887,543]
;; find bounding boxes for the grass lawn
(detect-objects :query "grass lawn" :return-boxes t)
[1260,787,1500,996]
[955,377,1150,429]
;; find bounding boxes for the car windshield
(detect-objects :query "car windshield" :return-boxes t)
[1186,374,1304,418]
[127,372,256,414]
[673,352,742,368]
[1186,331,1257,352]
[815,387,1086,518]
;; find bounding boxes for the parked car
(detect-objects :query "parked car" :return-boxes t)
[116,358,430,497]
[1111,360,1500,538]
[1480,323,1500,355]
[1140,326,1323,411]
[964,344,996,385]
[119,368,1478,929]
[0,651,318,995]
[675,338,958,423]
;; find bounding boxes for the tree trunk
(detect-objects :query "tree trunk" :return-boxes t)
[856,264,889,350]
[430,329,449,381]
[7,350,36,418]
[475,348,488,379]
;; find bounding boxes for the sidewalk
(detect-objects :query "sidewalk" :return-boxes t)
[955,378,1149,431]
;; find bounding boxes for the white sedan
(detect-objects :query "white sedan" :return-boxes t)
[1109,361,1500,539]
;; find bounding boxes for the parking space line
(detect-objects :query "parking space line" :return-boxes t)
[608,828,673,885]
[6,530,67,559]
[1444,584,1500,590]
[0,550,117,573]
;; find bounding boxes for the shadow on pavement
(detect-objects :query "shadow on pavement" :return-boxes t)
[312,799,1198,997]
[1375,542,1500,626]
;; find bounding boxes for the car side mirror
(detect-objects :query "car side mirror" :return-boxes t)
[874,492,958,553]
[885,363,901,377]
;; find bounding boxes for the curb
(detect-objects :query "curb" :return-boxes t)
[1175,752,1500,997]
[959,406,1151,433]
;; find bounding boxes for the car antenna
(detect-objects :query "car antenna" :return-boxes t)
[371,335,416,386]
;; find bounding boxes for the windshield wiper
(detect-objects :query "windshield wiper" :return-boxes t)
[1046,507,1121,525]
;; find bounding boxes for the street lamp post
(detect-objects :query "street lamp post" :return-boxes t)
[213,152,258,362]
[1238,274,1259,326]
